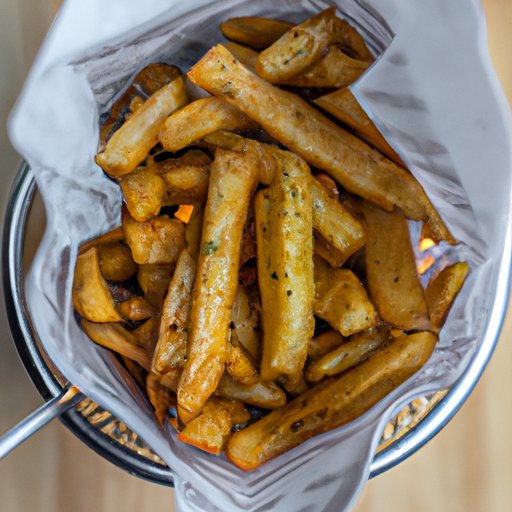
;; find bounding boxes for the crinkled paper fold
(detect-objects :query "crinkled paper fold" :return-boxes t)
[8,0,512,511]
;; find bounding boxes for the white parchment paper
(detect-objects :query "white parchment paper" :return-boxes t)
[8,0,512,511]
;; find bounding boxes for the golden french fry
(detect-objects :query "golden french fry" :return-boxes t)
[73,247,122,323]
[220,16,293,50]
[159,97,257,153]
[361,201,431,331]
[177,397,250,454]
[216,374,287,409]
[137,263,175,309]
[313,234,345,268]
[256,8,372,84]
[278,373,309,396]
[226,344,259,385]
[118,297,157,322]
[314,87,404,166]
[314,256,378,336]
[122,207,185,265]
[96,76,188,177]
[307,330,346,358]
[146,372,177,425]
[224,42,258,71]
[79,226,124,255]
[254,151,315,381]
[177,149,260,423]
[187,45,454,243]
[99,63,182,150]
[152,250,196,375]
[305,325,389,382]
[81,319,151,370]
[226,331,437,470]
[426,261,469,331]
[97,240,137,281]
[310,176,366,266]
[132,316,160,354]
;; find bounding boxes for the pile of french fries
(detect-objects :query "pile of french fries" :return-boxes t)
[73,8,469,470]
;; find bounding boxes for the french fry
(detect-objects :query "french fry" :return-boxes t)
[159,97,257,152]
[81,319,151,371]
[220,16,293,50]
[184,206,204,260]
[254,150,315,381]
[96,76,189,177]
[99,63,182,150]
[216,374,287,409]
[224,42,258,71]
[132,316,160,354]
[226,330,437,470]
[226,345,259,385]
[97,240,137,281]
[310,176,366,266]
[307,330,346,358]
[73,247,122,323]
[118,297,157,322]
[79,226,124,255]
[360,201,431,331]
[152,249,196,375]
[177,397,250,454]
[313,234,346,268]
[305,325,389,382]
[426,261,469,331]
[122,207,185,265]
[146,372,177,425]
[137,263,175,309]
[314,87,404,166]
[256,8,372,83]
[314,256,378,336]
[177,149,260,423]
[187,45,454,243]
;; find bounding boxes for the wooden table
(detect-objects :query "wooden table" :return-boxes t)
[0,1,510,511]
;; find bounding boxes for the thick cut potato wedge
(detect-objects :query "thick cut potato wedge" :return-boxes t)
[254,151,315,381]
[177,397,250,454]
[314,258,377,336]
[137,263,175,309]
[81,319,151,370]
[226,345,259,385]
[216,374,286,409]
[99,63,181,150]
[97,240,137,282]
[177,149,260,423]
[226,331,437,470]
[314,87,404,165]
[310,176,366,266]
[256,8,372,83]
[426,261,469,331]
[361,201,431,331]
[187,45,454,243]
[221,16,293,50]
[73,247,122,323]
[159,97,257,152]
[307,330,346,358]
[152,250,196,375]
[305,325,389,382]
[122,207,185,265]
[96,76,189,177]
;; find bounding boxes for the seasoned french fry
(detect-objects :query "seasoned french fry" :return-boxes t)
[184,206,204,260]
[146,372,177,425]
[224,42,258,71]
[96,76,189,177]
[177,397,250,454]
[187,45,454,243]
[216,374,286,409]
[152,250,196,375]
[426,261,469,331]
[159,97,257,152]
[226,345,259,385]
[361,201,431,331]
[314,87,404,166]
[305,325,389,382]
[314,256,377,336]
[81,319,151,371]
[122,207,185,264]
[226,330,437,470]
[118,297,157,322]
[98,240,137,281]
[137,263,175,309]
[307,330,346,358]
[221,16,293,50]
[73,247,122,323]
[310,176,366,266]
[313,234,345,268]
[254,151,315,381]
[177,149,260,423]
[256,8,372,83]
[99,63,182,150]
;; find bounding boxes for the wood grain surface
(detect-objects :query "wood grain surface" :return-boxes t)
[0,1,510,511]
